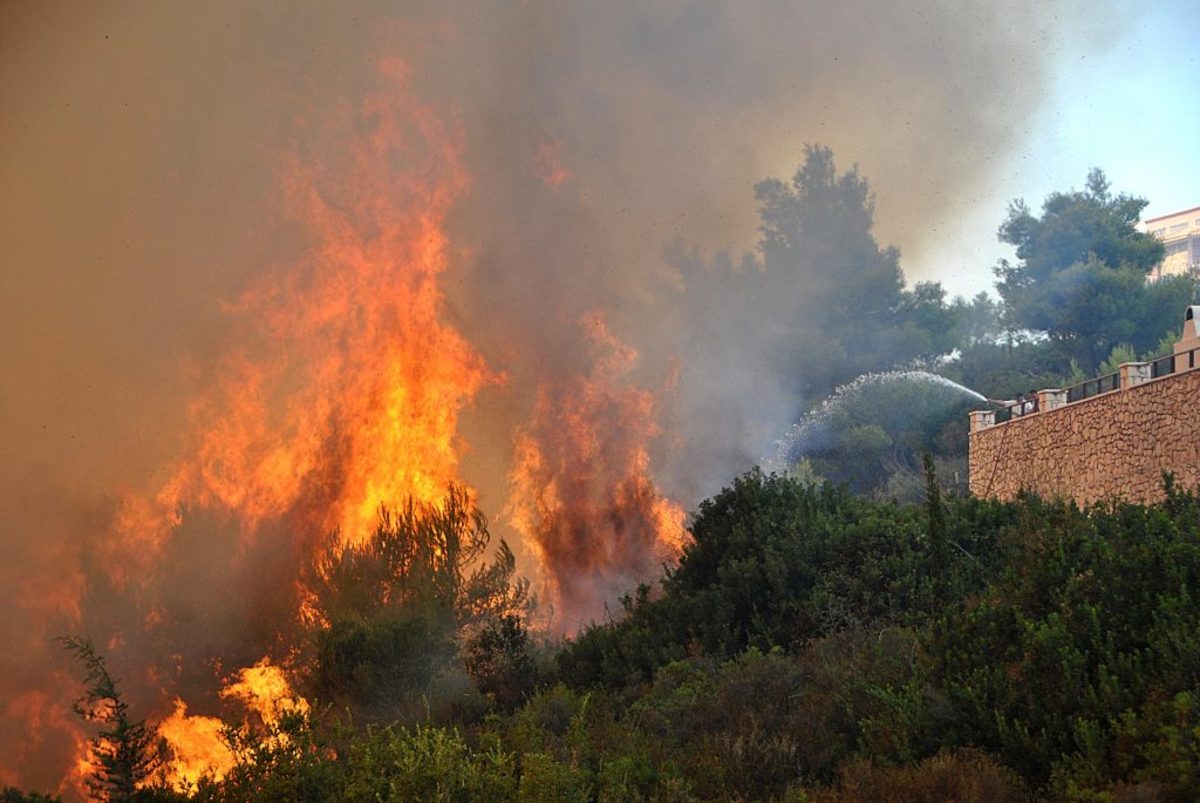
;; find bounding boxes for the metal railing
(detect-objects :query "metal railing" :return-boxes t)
[1062,344,1200,403]
[1065,371,1119,403]
[1174,347,1200,374]
[975,341,1200,432]
[1151,354,1175,378]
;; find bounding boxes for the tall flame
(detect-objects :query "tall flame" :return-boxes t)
[507,312,687,626]
[105,59,491,790]
[41,56,687,793]
[113,58,491,572]
[157,700,233,793]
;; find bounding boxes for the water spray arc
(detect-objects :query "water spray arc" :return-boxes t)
[770,370,986,471]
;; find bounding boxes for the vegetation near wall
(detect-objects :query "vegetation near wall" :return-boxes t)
[32,469,1200,802]
[686,150,1190,498]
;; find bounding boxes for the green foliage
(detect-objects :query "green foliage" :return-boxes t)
[947,335,1068,406]
[552,472,1200,797]
[1098,343,1138,377]
[950,291,1003,348]
[935,486,1200,793]
[619,640,934,797]
[750,146,960,403]
[310,485,530,628]
[629,649,808,797]
[463,614,536,712]
[558,470,1007,689]
[782,372,981,497]
[923,453,949,603]
[304,485,531,720]
[308,614,462,720]
[812,423,892,492]
[1105,690,1200,800]
[192,715,520,802]
[64,470,1200,800]
[340,724,518,802]
[946,171,1194,407]
[668,145,970,496]
[61,636,167,802]
[998,168,1162,281]
[191,709,332,803]
[805,748,1027,802]
[993,169,1173,373]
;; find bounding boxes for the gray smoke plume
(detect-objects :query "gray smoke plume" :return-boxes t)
[0,1,1128,794]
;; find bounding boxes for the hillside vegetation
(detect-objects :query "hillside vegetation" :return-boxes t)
[20,468,1200,802]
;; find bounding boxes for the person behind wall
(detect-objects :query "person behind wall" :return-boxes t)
[985,395,1019,420]
[1026,390,1039,414]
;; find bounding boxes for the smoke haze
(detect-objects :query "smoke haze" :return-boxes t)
[1,1,1129,794]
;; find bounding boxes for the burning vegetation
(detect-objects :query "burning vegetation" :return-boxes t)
[4,3,1191,800]
[507,311,687,623]
[12,60,686,798]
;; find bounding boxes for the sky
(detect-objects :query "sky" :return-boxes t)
[918,0,1200,297]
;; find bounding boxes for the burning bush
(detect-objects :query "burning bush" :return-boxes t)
[304,485,533,721]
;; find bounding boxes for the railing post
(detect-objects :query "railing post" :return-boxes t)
[969,410,995,432]
[1038,389,1067,411]
[1119,362,1151,390]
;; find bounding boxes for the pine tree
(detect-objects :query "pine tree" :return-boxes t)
[61,636,163,802]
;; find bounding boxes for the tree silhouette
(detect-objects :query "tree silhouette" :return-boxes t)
[61,636,164,802]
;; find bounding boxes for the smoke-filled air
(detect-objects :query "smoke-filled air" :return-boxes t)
[0,1,1155,797]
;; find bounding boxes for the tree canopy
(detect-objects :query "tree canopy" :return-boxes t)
[748,146,960,403]
[992,169,1175,371]
[304,485,534,721]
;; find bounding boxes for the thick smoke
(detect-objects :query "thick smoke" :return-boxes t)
[1,1,1128,794]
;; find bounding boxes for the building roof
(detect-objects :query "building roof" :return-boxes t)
[1143,205,1200,225]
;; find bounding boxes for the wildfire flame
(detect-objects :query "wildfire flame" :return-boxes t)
[95,58,490,793]
[221,658,310,729]
[112,58,492,575]
[42,57,686,793]
[159,659,309,792]
[507,311,687,623]
[157,701,232,793]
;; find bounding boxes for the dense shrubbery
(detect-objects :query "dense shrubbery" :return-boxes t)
[41,470,1200,801]
[302,485,534,724]
[935,481,1200,797]
[558,469,1011,688]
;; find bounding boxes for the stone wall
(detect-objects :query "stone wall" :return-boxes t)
[969,368,1200,504]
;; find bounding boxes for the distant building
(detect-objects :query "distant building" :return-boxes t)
[1141,206,1200,280]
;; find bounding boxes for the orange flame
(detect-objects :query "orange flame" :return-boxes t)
[507,312,687,626]
[157,700,232,793]
[2,687,89,799]
[108,59,485,790]
[44,54,689,793]
[159,658,309,791]
[111,58,492,574]
[220,658,310,729]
